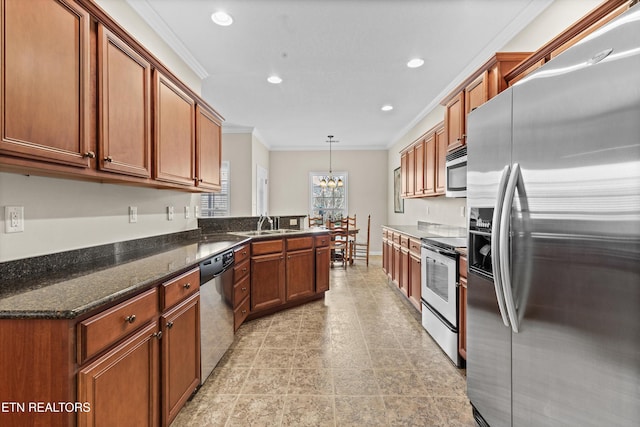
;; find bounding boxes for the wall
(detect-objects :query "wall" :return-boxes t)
[251,134,271,215]
[221,133,253,216]
[269,150,387,253]
[0,0,204,262]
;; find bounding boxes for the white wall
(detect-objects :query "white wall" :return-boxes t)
[222,133,253,216]
[269,150,388,253]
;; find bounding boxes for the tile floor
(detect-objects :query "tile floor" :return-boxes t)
[172,256,475,426]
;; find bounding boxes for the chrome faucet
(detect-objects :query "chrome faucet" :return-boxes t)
[257,213,274,231]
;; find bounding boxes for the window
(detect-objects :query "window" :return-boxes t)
[200,161,230,217]
[309,171,348,221]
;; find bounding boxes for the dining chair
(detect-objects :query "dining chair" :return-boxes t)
[308,214,324,228]
[351,214,371,266]
[328,218,349,269]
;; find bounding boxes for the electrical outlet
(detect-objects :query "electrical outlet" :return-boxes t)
[129,206,138,223]
[460,206,466,217]
[426,206,430,215]
[5,206,24,233]
[184,206,190,219]
[290,218,298,226]
[167,206,174,221]
[194,206,199,218]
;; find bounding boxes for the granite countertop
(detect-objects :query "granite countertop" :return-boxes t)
[383,223,467,240]
[0,227,332,320]
[0,234,250,320]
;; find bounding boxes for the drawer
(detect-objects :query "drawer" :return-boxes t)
[392,233,400,244]
[251,238,284,256]
[78,287,158,364]
[409,238,421,256]
[400,235,409,248]
[234,259,250,283]
[382,229,388,239]
[233,274,250,307]
[459,256,468,279]
[233,296,250,331]
[287,236,313,251]
[160,267,200,310]
[314,234,330,248]
[234,244,250,264]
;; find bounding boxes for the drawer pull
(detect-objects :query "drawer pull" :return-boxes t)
[124,315,136,324]
[241,309,247,315]
[83,151,95,159]
[242,267,247,272]
[153,331,163,339]
[242,251,247,256]
[241,287,247,292]
[104,156,113,163]
[166,321,174,329]
[183,283,191,289]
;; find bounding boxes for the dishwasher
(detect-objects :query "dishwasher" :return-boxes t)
[199,249,235,385]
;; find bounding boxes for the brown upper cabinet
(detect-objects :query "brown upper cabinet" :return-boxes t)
[154,71,196,187]
[196,105,223,191]
[0,0,224,192]
[441,52,531,153]
[400,121,445,199]
[0,0,91,168]
[98,24,152,178]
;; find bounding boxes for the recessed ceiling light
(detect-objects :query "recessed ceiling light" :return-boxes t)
[267,75,283,84]
[407,58,424,68]
[211,11,233,26]
[381,105,394,112]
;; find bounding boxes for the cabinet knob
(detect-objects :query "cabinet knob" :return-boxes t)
[104,156,113,163]
[183,283,191,289]
[83,151,95,159]
[241,309,247,314]
[241,287,247,292]
[242,251,247,256]
[166,321,174,329]
[124,315,136,324]
[153,331,163,339]
[242,267,247,272]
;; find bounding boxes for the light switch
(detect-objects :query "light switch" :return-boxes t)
[129,206,138,223]
[184,206,190,219]
[5,206,24,233]
[167,206,174,221]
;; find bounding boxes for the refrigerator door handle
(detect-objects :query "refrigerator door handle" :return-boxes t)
[499,163,520,333]
[491,164,511,327]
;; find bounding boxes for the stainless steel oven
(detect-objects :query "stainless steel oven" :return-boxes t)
[421,237,465,367]
[445,146,467,198]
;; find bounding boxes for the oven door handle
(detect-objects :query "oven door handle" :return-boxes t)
[421,244,457,258]
[499,163,521,333]
[492,165,511,328]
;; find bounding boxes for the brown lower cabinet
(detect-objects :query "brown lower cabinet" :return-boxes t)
[458,255,468,361]
[383,228,423,312]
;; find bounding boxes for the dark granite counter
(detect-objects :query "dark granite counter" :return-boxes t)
[383,221,467,240]
[0,226,332,320]
[0,233,249,320]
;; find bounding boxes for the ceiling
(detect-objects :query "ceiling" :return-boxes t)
[128,0,554,150]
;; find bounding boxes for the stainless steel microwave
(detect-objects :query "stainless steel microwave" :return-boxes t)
[445,146,467,197]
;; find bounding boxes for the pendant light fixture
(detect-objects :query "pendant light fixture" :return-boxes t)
[320,135,343,188]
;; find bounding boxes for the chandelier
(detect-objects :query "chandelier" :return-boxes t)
[320,135,343,188]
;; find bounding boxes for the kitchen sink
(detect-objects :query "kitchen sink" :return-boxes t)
[233,229,301,237]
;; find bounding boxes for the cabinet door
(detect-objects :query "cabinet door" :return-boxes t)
[381,236,388,275]
[287,248,315,301]
[399,248,409,297]
[414,141,425,195]
[251,253,285,311]
[424,132,436,195]
[409,253,422,311]
[154,71,195,186]
[445,91,465,151]
[315,245,330,293]
[435,126,447,195]
[78,322,160,427]
[195,105,222,191]
[459,275,467,361]
[1,0,91,167]
[465,73,488,115]
[161,293,200,426]
[97,24,151,178]
[406,148,415,196]
[400,152,408,197]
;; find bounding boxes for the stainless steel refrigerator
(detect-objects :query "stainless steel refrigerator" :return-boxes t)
[466,5,640,426]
